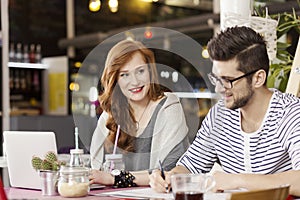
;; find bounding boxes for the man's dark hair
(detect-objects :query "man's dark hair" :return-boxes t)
[207,26,270,79]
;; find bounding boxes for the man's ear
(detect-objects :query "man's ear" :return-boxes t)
[253,69,266,88]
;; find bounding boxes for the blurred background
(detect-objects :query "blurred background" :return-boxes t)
[1,0,300,153]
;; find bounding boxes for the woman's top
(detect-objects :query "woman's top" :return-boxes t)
[90,92,189,170]
[114,98,189,171]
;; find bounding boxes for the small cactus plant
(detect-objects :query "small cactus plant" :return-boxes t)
[31,151,66,171]
[31,156,43,170]
[45,151,58,163]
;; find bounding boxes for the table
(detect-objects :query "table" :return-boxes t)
[5,187,299,200]
[4,187,232,200]
[5,187,126,200]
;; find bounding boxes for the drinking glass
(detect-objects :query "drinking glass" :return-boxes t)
[171,173,215,200]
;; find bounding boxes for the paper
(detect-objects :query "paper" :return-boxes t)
[92,187,231,200]
[94,188,173,199]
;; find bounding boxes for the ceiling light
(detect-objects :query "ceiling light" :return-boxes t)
[125,31,135,41]
[108,0,118,13]
[202,47,209,59]
[144,31,153,39]
[89,0,101,12]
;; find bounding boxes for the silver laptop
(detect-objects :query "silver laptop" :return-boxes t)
[3,131,57,190]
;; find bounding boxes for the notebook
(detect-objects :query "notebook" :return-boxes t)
[3,131,57,190]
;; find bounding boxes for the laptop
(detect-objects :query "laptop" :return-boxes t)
[3,131,57,190]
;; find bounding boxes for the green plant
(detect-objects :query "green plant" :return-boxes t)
[255,1,300,92]
[31,151,66,171]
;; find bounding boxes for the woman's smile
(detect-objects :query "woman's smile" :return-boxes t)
[129,86,144,94]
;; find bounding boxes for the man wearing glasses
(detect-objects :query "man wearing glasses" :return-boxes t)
[149,26,300,197]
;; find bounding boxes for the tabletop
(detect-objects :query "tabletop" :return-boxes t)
[4,186,229,200]
[5,186,299,200]
[5,186,129,200]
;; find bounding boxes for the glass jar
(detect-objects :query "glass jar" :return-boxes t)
[69,149,84,167]
[58,166,90,198]
[102,154,125,173]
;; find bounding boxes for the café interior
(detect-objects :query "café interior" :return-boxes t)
[0,0,300,199]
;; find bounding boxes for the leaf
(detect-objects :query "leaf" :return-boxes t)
[277,42,291,49]
[254,1,299,92]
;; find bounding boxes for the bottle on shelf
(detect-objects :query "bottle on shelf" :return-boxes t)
[9,43,15,62]
[26,70,32,92]
[33,70,40,92]
[8,43,45,116]
[35,44,42,63]
[15,43,23,63]
[29,44,36,63]
[20,70,27,91]
[13,69,20,91]
[23,44,29,63]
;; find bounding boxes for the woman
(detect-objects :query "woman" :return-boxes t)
[89,39,189,187]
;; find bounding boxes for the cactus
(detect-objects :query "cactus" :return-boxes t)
[52,161,59,171]
[40,159,53,170]
[31,152,64,171]
[45,151,58,163]
[31,156,43,170]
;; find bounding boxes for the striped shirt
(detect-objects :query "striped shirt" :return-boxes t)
[178,89,300,174]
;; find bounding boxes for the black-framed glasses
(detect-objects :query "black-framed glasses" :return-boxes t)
[208,69,259,89]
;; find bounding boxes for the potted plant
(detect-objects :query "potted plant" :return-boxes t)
[31,151,66,196]
[255,2,300,92]
[31,151,66,171]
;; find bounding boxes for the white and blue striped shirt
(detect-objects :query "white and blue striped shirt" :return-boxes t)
[178,89,300,174]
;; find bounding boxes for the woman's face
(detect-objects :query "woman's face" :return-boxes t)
[117,52,151,103]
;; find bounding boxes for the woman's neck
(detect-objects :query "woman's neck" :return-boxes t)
[130,97,152,132]
[129,97,151,110]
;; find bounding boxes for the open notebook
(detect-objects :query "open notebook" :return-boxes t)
[3,131,57,190]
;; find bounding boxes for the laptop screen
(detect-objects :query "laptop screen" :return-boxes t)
[3,131,57,190]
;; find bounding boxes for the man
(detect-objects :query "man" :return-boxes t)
[149,26,300,196]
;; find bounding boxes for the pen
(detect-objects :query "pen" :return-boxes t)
[159,160,165,179]
[159,160,169,193]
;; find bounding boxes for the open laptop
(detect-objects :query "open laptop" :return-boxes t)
[3,131,57,190]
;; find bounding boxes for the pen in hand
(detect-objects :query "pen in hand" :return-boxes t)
[159,160,165,179]
[159,160,169,193]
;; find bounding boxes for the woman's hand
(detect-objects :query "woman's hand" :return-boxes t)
[149,170,173,193]
[89,169,114,185]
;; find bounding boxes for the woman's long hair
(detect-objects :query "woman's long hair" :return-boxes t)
[100,40,164,152]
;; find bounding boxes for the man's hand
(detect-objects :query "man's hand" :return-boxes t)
[149,165,190,193]
[149,169,173,193]
[213,171,245,192]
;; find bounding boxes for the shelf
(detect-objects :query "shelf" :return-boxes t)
[8,62,48,69]
[172,92,219,99]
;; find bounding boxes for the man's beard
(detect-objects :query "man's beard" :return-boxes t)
[227,85,254,110]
